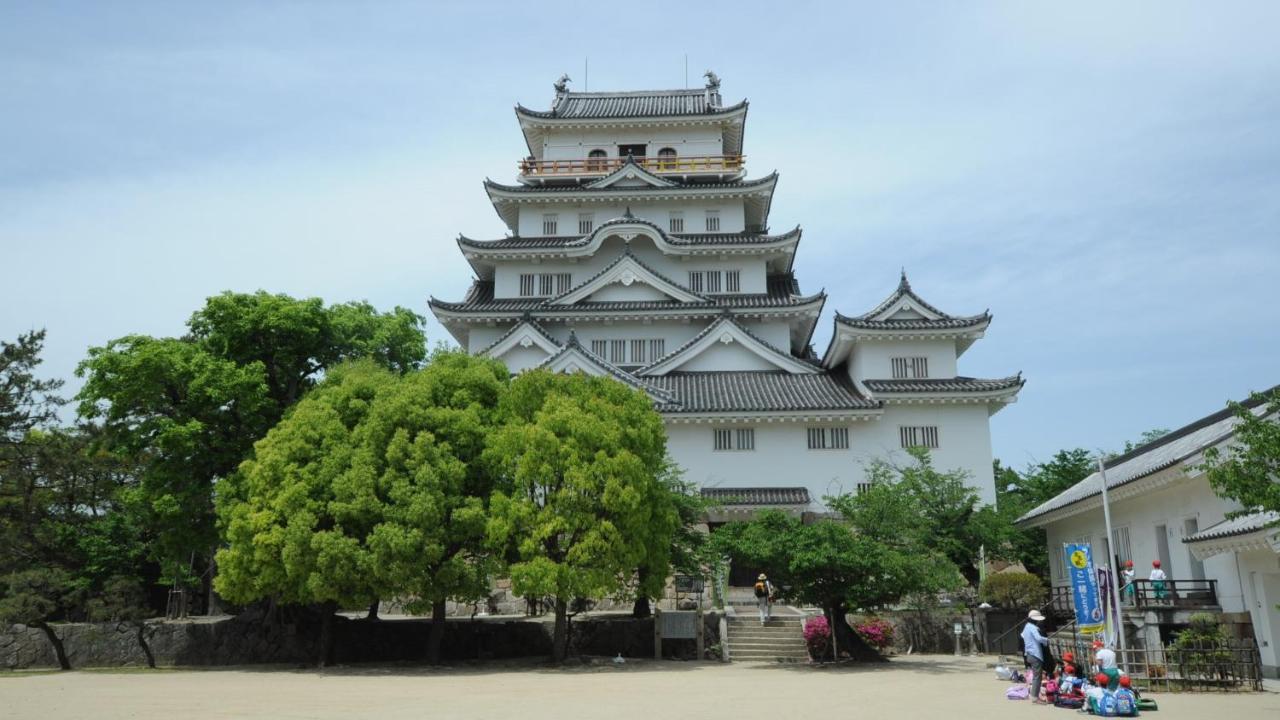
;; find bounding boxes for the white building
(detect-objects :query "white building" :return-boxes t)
[1016,390,1280,678]
[432,72,1023,519]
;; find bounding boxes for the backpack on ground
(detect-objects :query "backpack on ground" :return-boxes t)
[754,581,768,598]
[1113,689,1138,717]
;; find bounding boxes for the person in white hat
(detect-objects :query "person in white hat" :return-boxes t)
[1021,610,1050,703]
[753,573,774,624]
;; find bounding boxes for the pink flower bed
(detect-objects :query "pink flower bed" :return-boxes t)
[854,617,895,651]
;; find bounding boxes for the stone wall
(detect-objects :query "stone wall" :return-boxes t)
[3,611,722,671]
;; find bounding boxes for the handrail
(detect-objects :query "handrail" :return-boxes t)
[1051,578,1219,611]
[520,154,745,176]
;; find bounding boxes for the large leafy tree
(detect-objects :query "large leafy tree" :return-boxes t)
[77,292,426,607]
[484,370,677,662]
[2,331,147,669]
[1201,389,1280,517]
[216,352,509,665]
[355,350,509,662]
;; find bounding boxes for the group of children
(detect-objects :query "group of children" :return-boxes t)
[1003,641,1145,715]
[1122,559,1169,602]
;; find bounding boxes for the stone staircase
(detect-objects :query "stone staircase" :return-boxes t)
[725,612,809,663]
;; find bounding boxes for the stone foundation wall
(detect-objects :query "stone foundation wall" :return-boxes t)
[3,611,722,671]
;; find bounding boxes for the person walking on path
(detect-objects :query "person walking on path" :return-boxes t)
[754,573,774,624]
[1021,609,1051,704]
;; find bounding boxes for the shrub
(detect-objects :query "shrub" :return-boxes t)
[979,572,1046,610]
[804,615,832,661]
[854,616,896,652]
[1172,612,1233,680]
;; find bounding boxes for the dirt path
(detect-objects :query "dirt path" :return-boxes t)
[2,655,1276,719]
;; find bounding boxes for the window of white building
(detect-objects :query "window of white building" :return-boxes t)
[704,210,720,232]
[586,338,664,365]
[519,274,535,296]
[542,213,559,235]
[578,213,594,234]
[668,211,684,233]
[519,272,571,297]
[726,270,741,293]
[714,427,755,451]
[687,270,704,292]
[807,427,849,450]
[899,425,939,449]
[856,482,873,494]
[891,356,929,379]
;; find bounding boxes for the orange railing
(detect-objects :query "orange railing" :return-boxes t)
[520,154,745,177]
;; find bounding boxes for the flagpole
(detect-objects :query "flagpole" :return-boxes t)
[1097,457,1127,667]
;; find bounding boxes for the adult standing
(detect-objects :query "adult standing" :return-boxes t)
[753,573,774,624]
[1021,609,1051,704]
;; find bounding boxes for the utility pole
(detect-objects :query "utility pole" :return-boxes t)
[1097,457,1128,667]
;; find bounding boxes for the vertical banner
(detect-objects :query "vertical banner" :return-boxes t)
[1065,543,1105,635]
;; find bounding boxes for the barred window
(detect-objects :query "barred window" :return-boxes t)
[669,212,684,233]
[554,272,572,294]
[713,429,733,451]
[609,340,626,364]
[899,425,939,449]
[891,356,929,379]
[630,339,647,364]
[538,274,554,296]
[856,482,873,495]
[714,428,755,451]
[726,270,741,293]
[687,271,705,292]
[807,427,849,450]
[590,340,607,357]
[519,274,535,296]
[706,270,722,293]
[648,339,665,360]
[542,214,559,235]
[704,210,720,232]
[578,213,594,234]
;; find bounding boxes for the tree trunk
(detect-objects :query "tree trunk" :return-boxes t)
[823,603,883,663]
[135,623,156,669]
[365,600,380,621]
[317,600,339,668]
[551,597,569,662]
[35,621,71,670]
[632,596,651,618]
[426,598,447,664]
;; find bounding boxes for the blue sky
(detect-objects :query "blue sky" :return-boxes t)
[2,2,1278,470]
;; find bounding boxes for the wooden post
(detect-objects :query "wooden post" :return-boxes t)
[654,608,663,659]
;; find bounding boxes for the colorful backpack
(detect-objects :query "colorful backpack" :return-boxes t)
[753,581,768,598]
[1054,695,1084,709]
[1005,685,1030,700]
[1098,690,1119,717]
[1113,689,1138,716]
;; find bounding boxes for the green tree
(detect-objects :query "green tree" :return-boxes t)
[355,350,509,662]
[484,370,677,661]
[0,567,81,669]
[215,361,399,665]
[1,329,65,447]
[78,292,426,609]
[1201,389,1280,517]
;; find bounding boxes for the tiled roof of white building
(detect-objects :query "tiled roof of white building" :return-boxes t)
[458,226,801,250]
[430,279,822,315]
[483,173,777,195]
[864,376,1024,393]
[649,371,878,413]
[702,487,811,506]
[1184,510,1280,543]
[1016,395,1276,525]
[516,88,747,120]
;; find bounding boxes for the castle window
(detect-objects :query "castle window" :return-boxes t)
[538,274,554,296]
[668,211,684,233]
[726,270,741,293]
[714,427,754,451]
[856,482,873,495]
[687,271,705,292]
[609,340,627,363]
[554,273,572,294]
[520,272,570,297]
[586,149,608,171]
[590,340,607,357]
[578,213,594,234]
[807,427,849,450]
[648,339,665,360]
[519,274,535,297]
[542,214,559,235]
[706,270,722,293]
[899,425,939,449]
[704,210,721,232]
[657,147,677,170]
[891,357,929,379]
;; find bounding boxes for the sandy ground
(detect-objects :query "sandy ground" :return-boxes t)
[2,655,1277,720]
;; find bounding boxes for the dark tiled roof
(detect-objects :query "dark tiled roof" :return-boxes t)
[834,313,991,330]
[648,371,879,413]
[430,280,823,315]
[458,226,801,251]
[484,173,777,195]
[1183,511,1280,544]
[516,89,747,120]
[540,335,677,404]
[1017,388,1280,525]
[701,487,811,506]
[548,248,707,303]
[834,272,989,331]
[864,376,1024,394]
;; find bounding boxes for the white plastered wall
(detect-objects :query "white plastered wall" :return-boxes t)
[540,126,724,162]
[515,200,746,237]
[849,339,959,381]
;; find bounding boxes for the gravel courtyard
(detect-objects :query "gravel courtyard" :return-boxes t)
[3,655,1277,719]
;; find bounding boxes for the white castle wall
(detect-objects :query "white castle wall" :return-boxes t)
[666,403,997,509]
[539,126,725,161]
[514,200,746,237]
[849,339,961,381]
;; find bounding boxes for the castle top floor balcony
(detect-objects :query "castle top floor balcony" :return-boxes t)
[518,152,745,185]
